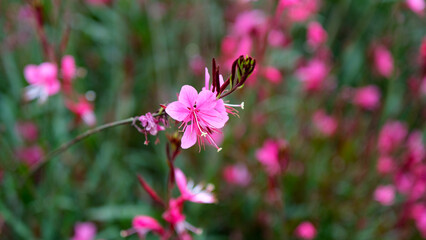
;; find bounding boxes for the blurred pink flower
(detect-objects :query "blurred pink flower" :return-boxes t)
[373,45,394,78]
[232,10,267,37]
[15,122,38,142]
[131,216,165,238]
[407,131,425,163]
[376,155,395,174]
[416,211,426,238]
[420,77,426,96]
[263,67,283,84]
[307,21,327,49]
[295,221,317,240]
[296,59,329,92]
[16,146,43,167]
[374,185,395,206]
[395,172,413,194]
[268,29,288,47]
[378,121,407,154]
[162,198,202,238]
[223,164,252,186]
[165,85,229,151]
[406,0,425,16]
[24,63,60,103]
[256,139,287,176]
[175,168,216,204]
[312,110,337,137]
[353,85,381,110]
[66,98,96,126]
[189,55,205,76]
[61,55,77,82]
[287,0,319,23]
[71,222,96,240]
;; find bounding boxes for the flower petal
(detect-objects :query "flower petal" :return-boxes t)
[190,192,216,204]
[196,90,216,110]
[178,85,198,108]
[39,63,58,80]
[181,124,197,149]
[24,65,39,84]
[166,101,190,122]
[174,168,190,197]
[198,110,229,129]
[204,68,210,90]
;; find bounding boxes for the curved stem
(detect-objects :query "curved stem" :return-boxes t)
[32,117,136,174]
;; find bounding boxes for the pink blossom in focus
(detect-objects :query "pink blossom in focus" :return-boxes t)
[165,85,229,151]
[296,59,329,92]
[175,168,216,204]
[373,45,394,78]
[223,164,252,186]
[295,221,317,240]
[312,110,337,137]
[71,222,96,240]
[61,55,77,82]
[256,139,287,176]
[378,121,407,154]
[406,0,425,16]
[353,85,381,110]
[263,67,283,84]
[15,122,38,142]
[131,216,165,238]
[24,63,60,103]
[376,155,395,174]
[66,98,96,126]
[16,146,43,167]
[307,21,327,49]
[374,185,395,206]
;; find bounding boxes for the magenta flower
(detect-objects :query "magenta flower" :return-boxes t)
[406,0,425,16]
[175,168,216,204]
[407,131,425,163]
[374,185,395,206]
[378,121,407,154]
[165,85,229,151]
[295,221,317,240]
[61,55,77,82]
[223,164,251,187]
[312,110,337,137]
[127,216,166,238]
[353,85,381,110]
[24,62,60,103]
[287,0,319,23]
[307,21,327,49]
[263,67,283,84]
[296,59,329,92]
[66,98,96,126]
[376,155,395,174]
[373,45,394,78]
[256,139,287,176]
[268,29,288,47]
[71,222,96,240]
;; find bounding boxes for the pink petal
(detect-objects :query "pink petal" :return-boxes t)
[178,85,198,108]
[181,124,197,149]
[191,192,216,204]
[24,65,39,84]
[198,110,228,129]
[166,101,191,122]
[196,90,217,110]
[132,216,164,235]
[62,55,77,80]
[174,168,190,197]
[45,78,61,95]
[38,63,58,80]
[204,68,210,90]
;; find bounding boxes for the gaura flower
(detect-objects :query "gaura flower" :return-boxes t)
[295,221,317,240]
[122,216,166,239]
[66,98,96,126]
[24,62,60,103]
[175,168,216,204]
[165,85,229,151]
[71,222,96,240]
[373,45,394,78]
[374,185,395,206]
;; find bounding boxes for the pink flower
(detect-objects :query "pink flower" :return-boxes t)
[223,164,252,186]
[256,139,287,176]
[407,131,425,163]
[307,21,327,49]
[312,110,337,136]
[24,63,60,103]
[268,30,288,47]
[162,199,202,238]
[165,85,229,151]
[406,0,425,16]
[373,45,394,78]
[287,0,319,23]
[66,98,96,126]
[374,185,395,206]
[71,222,96,240]
[353,85,381,110]
[131,216,165,238]
[263,67,283,84]
[295,221,317,240]
[376,155,395,174]
[378,121,407,154]
[61,55,77,82]
[189,55,205,76]
[416,210,426,238]
[232,10,267,37]
[175,168,216,204]
[15,122,38,142]
[296,59,329,92]
[16,146,43,167]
